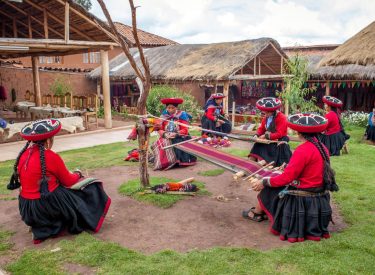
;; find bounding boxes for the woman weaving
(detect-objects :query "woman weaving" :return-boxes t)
[244,113,338,243]
[249,97,292,167]
[7,119,111,244]
[319,95,350,156]
[201,93,232,135]
[365,106,375,143]
[152,98,197,170]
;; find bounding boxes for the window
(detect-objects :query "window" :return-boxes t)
[83,51,101,64]
[39,56,62,64]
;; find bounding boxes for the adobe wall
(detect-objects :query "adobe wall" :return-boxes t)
[0,66,96,106]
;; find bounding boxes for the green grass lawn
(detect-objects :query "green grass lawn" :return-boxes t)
[198,168,225,177]
[3,125,375,274]
[118,177,210,208]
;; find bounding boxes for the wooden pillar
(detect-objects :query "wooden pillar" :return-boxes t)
[325,81,330,95]
[101,50,112,129]
[96,80,101,96]
[43,8,48,39]
[31,57,42,107]
[28,15,32,38]
[253,58,256,76]
[280,57,284,74]
[284,81,290,116]
[223,81,229,114]
[231,101,236,126]
[12,18,17,38]
[64,2,69,43]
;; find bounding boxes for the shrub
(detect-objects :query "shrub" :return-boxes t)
[341,111,369,127]
[49,76,72,97]
[146,85,201,120]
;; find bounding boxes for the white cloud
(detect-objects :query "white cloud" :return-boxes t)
[91,0,375,46]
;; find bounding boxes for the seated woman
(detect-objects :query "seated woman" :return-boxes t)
[249,97,292,167]
[244,113,338,242]
[319,95,350,156]
[201,93,232,135]
[365,106,375,144]
[7,119,111,244]
[152,98,197,170]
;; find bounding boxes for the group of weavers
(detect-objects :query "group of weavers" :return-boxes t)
[7,93,349,244]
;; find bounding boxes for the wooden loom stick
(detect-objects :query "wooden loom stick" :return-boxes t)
[161,136,201,149]
[243,161,275,181]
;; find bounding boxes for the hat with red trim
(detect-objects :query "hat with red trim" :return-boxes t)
[160,98,184,105]
[20,119,62,141]
[287,113,328,133]
[211,93,225,99]
[256,97,282,112]
[322,95,343,108]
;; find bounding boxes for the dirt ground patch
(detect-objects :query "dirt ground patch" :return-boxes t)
[0,160,346,258]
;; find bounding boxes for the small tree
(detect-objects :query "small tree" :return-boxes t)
[74,0,92,11]
[278,54,322,115]
[49,76,72,97]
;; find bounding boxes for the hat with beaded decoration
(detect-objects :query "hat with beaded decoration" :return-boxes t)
[256,97,282,112]
[20,119,62,141]
[287,113,328,133]
[322,95,343,108]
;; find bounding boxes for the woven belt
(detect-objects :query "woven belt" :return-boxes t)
[280,189,329,198]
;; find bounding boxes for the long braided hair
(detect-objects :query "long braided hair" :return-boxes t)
[7,141,31,190]
[301,133,339,191]
[331,106,344,130]
[35,140,50,197]
[267,111,277,132]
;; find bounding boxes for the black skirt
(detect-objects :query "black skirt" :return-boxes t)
[249,136,292,167]
[172,136,197,166]
[258,186,332,242]
[319,131,347,156]
[366,125,375,141]
[19,183,111,241]
[201,115,232,135]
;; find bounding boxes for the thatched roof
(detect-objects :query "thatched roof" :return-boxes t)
[319,21,375,67]
[89,38,286,81]
[285,44,375,80]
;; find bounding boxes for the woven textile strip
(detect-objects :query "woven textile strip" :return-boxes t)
[152,137,177,170]
[177,142,282,177]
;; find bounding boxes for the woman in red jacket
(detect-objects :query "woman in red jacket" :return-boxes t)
[7,119,111,244]
[319,96,350,156]
[244,113,338,242]
[249,97,292,167]
[152,98,197,170]
[201,93,232,135]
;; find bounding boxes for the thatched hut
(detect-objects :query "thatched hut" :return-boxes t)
[89,38,288,110]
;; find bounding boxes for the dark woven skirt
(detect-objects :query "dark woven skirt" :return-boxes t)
[366,125,375,141]
[19,183,111,241]
[319,131,347,156]
[172,136,197,167]
[249,137,292,167]
[201,115,232,135]
[258,186,332,242]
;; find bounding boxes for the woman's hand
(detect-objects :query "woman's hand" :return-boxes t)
[258,135,266,139]
[165,132,177,139]
[252,179,264,192]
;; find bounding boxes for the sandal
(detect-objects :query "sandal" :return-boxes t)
[242,207,268,222]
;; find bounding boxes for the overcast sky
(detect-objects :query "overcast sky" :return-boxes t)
[91,0,375,47]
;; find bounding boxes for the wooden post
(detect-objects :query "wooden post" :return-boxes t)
[258,56,261,75]
[280,57,284,74]
[31,56,42,107]
[101,50,112,129]
[231,101,236,126]
[64,2,69,43]
[28,15,32,38]
[96,80,101,97]
[253,58,256,75]
[284,81,290,116]
[325,81,330,96]
[43,8,48,39]
[223,81,230,114]
[12,18,17,38]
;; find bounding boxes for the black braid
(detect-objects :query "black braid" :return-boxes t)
[302,133,339,192]
[7,141,31,190]
[331,107,344,130]
[36,141,50,198]
[268,111,277,132]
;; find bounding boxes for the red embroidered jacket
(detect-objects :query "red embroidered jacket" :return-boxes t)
[18,145,80,199]
[269,141,329,189]
[324,111,341,135]
[205,106,224,121]
[256,112,288,140]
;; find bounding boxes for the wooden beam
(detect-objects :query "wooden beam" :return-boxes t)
[64,1,69,43]
[23,0,94,41]
[31,56,42,107]
[280,57,284,74]
[259,57,277,74]
[258,56,261,75]
[3,0,64,39]
[0,38,117,46]
[223,81,229,114]
[101,50,112,129]
[325,81,330,96]
[0,10,44,38]
[253,58,256,76]
[12,18,17,38]
[55,0,119,42]
[28,15,32,38]
[43,8,49,39]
